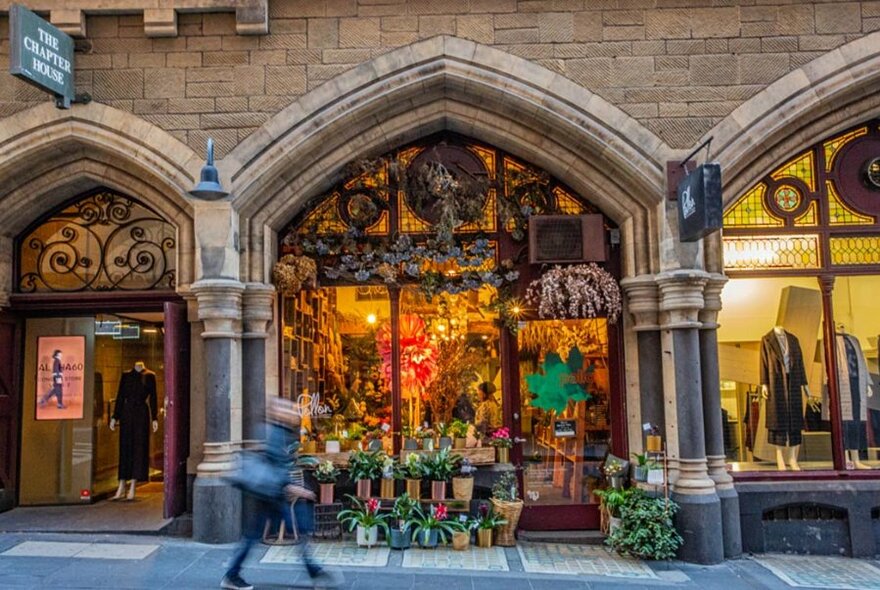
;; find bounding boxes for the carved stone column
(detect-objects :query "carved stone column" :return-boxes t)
[657,270,723,565]
[241,283,275,444]
[621,275,664,444]
[700,273,742,559]
[191,278,244,544]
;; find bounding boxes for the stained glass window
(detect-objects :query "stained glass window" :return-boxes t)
[723,184,784,228]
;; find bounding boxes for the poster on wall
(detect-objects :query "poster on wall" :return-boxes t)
[35,336,85,421]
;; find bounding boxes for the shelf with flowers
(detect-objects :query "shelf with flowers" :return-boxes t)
[337,496,389,548]
[488,427,514,463]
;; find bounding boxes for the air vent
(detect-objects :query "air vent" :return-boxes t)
[528,214,605,264]
[763,503,846,522]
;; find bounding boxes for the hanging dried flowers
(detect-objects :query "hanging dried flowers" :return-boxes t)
[272,254,317,296]
[526,263,622,323]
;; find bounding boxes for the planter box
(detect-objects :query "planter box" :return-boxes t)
[356,525,379,548]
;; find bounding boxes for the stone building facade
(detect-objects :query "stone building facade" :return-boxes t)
[1,0,879,564]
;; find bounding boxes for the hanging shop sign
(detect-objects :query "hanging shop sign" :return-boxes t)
[677,163,723,242]
[8,4,75,108]
[35,336,85,421]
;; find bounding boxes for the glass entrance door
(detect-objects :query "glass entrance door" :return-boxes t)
[517,318,612,529]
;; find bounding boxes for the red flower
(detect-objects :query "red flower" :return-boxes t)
[478,502,489,518]
[367,498,380,514]
[434,503,448,521]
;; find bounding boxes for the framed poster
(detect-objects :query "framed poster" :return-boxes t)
[553,419,577,438]
[35,336,85,421]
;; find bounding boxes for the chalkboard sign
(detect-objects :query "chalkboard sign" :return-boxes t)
[553,419,576,438]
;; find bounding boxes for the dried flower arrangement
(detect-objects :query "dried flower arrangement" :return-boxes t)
[526,263,622,323]
[271,254,317,295]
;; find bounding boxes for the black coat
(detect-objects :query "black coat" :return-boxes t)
[760,330,808,440]
[112,369,158,481]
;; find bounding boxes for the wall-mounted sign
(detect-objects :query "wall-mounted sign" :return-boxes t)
[553,419,576,438]
[35,336,85,421]
[8,4,75,108]
[677,163,723,242]
[864,157,880,190]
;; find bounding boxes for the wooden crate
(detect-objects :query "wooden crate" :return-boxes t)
[313,502,343,540]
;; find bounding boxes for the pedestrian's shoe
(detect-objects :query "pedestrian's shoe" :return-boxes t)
[38,400,46,407]
[56,404,67,409]
[311,568,343,589]
[220,574,254,590]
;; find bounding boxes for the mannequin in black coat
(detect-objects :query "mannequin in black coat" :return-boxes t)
[110,361,159,500]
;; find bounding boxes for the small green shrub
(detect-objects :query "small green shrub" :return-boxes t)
[606,489,683,560]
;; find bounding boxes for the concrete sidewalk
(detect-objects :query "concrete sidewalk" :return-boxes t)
[0,532,878,590]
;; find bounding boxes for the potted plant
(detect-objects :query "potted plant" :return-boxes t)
[325,433,341,454]
[603,456,626,490]
[450,419,469,449]
[490,471,523,547]
[417,425,435,451]
[631,453,649,482]
[594,486,629,534]
[421,447,459,501]
[315,460,339,505]
[451,518,471,551]
[348,449,383,499]
[407,503,463,549]
[489,427,513,463]
[436,423,453,449]
[398,452,424,500]
[402,425,419,450]
[364,429,384,452]
[347,423,366,451]
[380,455,396,499]
[337,495,389,548]
[471,501,507,548]
[605,489,682,560]
[452,457,476,501]
[388,492,417,550]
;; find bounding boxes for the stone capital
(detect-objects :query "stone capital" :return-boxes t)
[672,457,717,496]
[620,274,660,331]
[192,279,244,338]
[656,270,709,329]
[699,273,728,329]
[242,282,276,338]
[706,454,735,490]
[195,441,239,478]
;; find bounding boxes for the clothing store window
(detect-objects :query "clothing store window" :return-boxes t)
[831,277,880,468]
[720,118,880,474]
[717,278,831,472]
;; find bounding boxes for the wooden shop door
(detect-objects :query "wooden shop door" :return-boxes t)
[163,301,190,519]
[0,316,21,512]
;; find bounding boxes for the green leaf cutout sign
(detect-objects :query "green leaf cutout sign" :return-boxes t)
[525,347,592,414]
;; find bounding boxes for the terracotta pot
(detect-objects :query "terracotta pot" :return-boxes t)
[430,480,446,501]
[380,478,395,499]
[325,440,341,454]
[452,531,469,551]
[406,478,421,500]
[356,525,379,547]
[496,447,509,464]
[452,477,473,501]
[453,437,467,449]
[319,482,334,505]
[356,478,372,499]
[476,528,493,548]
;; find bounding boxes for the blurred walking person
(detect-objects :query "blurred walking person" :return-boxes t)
[222,397,341,590]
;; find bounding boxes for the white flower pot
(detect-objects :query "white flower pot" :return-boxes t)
[356,525,379,547]
[325,440,341,453]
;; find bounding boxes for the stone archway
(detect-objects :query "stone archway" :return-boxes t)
[0,102,201,291]
[224,36,672,285]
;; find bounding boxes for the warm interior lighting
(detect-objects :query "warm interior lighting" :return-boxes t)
[366,313,377,325]
[142,328,159,334]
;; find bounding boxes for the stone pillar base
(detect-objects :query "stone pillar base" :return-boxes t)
[717,485,742,559]
[672,491,724,565]
[193,476,241,543]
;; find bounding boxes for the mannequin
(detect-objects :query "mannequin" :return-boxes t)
[823,329,874,470]
[761,327,811,471]
[110,361,158,500]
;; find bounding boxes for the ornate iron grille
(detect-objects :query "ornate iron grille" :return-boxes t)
[17,190,176,293]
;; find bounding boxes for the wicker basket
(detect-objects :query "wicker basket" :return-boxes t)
[491,498,523,546]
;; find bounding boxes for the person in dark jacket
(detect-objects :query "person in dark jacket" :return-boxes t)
[222,397,341,590]
[38,350,66,409]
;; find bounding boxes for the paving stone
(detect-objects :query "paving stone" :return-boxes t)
[261,540,390,567]
[516,542,657,579]
[752,554,880,590]
[402,545,508,571]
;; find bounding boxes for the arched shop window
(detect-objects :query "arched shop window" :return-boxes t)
[17,189,177,293]
[276,134,622,515]
[719,120,880,474]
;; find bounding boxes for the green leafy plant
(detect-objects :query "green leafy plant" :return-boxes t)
[396,452,425,480]
[436,422,451,437]
[491,471,519,502]
[315,460,340,484]
[347,423,367,442]
[450,419,469,439]
[407,503,465,545]
[421,447,460,481]
[348,449,384,481]
[338,495,390,534]
[471,501,507,530]
[391,492,418,527]
[606,489,683,560]
[593,487,630,518]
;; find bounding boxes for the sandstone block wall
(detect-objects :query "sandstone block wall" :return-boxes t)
[1,1,877,155]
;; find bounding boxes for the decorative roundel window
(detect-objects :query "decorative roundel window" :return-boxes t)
[774,185,801,211]
[865,157,880,190]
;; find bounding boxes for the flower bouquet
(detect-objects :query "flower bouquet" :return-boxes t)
[489,427,513,463]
